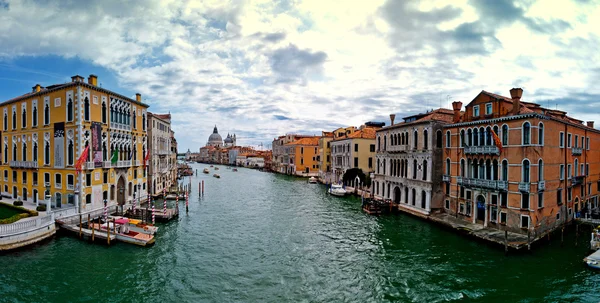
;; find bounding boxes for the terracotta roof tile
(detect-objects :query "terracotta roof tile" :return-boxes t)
[347,127,376,139]
[286,137,319,146]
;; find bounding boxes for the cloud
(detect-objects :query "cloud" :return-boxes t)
[0,0,598,152]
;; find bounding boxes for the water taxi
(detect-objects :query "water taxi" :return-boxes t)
[232,168,238,172]
[213,173,221,178]
[91,220,155,246]
[109,216,159,235]
[203,168,210,174]
[308,177,318,183]
[215,167,220,170]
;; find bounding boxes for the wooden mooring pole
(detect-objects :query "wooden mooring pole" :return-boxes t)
[107,219,111,246]
[561,227,564,247]
[504,230,508,255]
[79,214,82,238]
[527,229,531,251]
[90,214,95,242]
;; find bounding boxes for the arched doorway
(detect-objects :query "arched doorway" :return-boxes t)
[476,195,486,221]
[33,189,38,205]
[117,176,126,206]
[394,186,401,204]
[55,193,62,208]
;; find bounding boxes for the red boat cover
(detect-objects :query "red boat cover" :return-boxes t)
[115,219,130,224]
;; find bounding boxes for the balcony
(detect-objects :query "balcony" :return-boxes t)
[134,160,141,166]
[459,177,502,191]
[387,145,407,153]
[572,147,582,156]
[9,161,38,169]
[442,175,450,182]
[84,161,95,170]
[497,180,508,191]
[518,182,530,192]
[464,146,500,155]
[103,161,112,168]
[571,175,584,186]
[538,180,546,191]
[116,160,131,168]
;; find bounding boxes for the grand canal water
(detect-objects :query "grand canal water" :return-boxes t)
[1,164,599,302]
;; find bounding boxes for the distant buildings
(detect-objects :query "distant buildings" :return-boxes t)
[147,112,177,195]
[331,123,381,183]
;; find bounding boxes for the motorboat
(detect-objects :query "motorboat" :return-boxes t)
[109,216,158,235]
[232,168,238,172]
[210,165,214,167]
[308,177,318,183]
[328,184,347,197]
[203,168,210,174]
[215,167,220,170]
[91,220,155,246]
[584,250,600,270]
[213,174,221,178]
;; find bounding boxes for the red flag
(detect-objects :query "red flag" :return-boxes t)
[492,130,503,154]
[143,150,151,169]
[75,146,90,174]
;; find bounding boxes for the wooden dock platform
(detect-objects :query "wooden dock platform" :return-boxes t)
[59,223,116,242]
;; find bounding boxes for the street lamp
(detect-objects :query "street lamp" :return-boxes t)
[45,182,51,212]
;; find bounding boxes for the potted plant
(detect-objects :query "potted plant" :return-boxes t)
[36,205,47,212]
[13,199,23,206]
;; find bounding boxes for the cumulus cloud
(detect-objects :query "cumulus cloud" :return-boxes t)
[0,0,599,151]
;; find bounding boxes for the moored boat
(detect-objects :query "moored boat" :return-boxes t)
[328,184,347,197]
[108,216,159,235]
[213,173,221,178]
[215,167,219,170]
[91,220,155,246]
[308,177,318,183]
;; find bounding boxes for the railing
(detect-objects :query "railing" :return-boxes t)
[388,145,408,152]
[0,214,54,236]
[9,161,38,169]
[442,175,450,182]
[464,146,500,155]
[103,161,112,168]
[457,177,507,191]
[518,182,530,192]
[572,147,582,156]
[84,161,95,170]
[116,160,131,167]
[497,180,508,191]
[538,180,545,191]
[134,160,141,166]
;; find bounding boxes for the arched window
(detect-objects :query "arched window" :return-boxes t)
[142,114,146,130]
[401,133,405,145]
[377,136,381,151]
[493,159,498,180]
[538,123,544,146]
[44,142,50,165]
[67,98,73,122]
[486,126,492,146]
[467,129,473,146]
[412,188,416,206]
[383,135,387,151]
[12,110,16,129]
[473,128,479,146]
[68,140,74,166]
[446,158,450,175]
[436,130,442,148]
[423,130,428,150]
[44,103,50,125]
[421,190,426,209]
[575,159,579,176]
[103,143,107,161]
[22,142,27,161]
[412,159,417,179]
[460,130,465,147]
[538,159,544,181]
[502,160,508,181]
[522,159,530,182]
[486,159,491,180]
[22,108,26,128]
[479,127,485,146]
[392,159,396,177]
[3,112,7,130]
[3,144,7,163]
[413,131,418,150]
[400,159,404,177]
[493,125,499,145]
[404,187,408,203]
[445,131,451,148]
[523,122,531,145]
[422,160,428,181]
[479,159,485,179]
[33,142,38,162]
[12,143,16,161]
[502,125,508,145]
[460,159,465,177]
[84,97,90,121]
[132,109,136,128]
[383,159,386,175]
[32,106,37,127]
[377,158,380,174]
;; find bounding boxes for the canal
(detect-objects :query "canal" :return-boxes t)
[1,163,599,302]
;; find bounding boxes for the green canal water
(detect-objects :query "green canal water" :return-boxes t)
[1,164,599,302]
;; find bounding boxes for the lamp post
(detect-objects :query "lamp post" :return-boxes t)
[45,183,51,213]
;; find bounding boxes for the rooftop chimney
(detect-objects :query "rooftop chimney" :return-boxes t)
[510,88,523,115]
[88,74,98,86]
[71,75,84,83]
[452,101,462,123]
[136,93,141,102]
[32,84,41,93]
[587,121,595,128]
[390,114,396,126]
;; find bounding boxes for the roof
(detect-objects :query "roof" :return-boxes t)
[285,137,319,146]
[1,80,150,107]
[343,127,377,140]
[378,108,455,132]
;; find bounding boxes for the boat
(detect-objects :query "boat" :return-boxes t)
[91,220,155,246]
[232,168,238,172]
[308,177,318,183]
[584,250,600,270]
[203,168,210,174]
[213,174,221,178]
[328,184,347,197]
[210,165,214,167]
[108,216,158,235]
[215,167,219,170]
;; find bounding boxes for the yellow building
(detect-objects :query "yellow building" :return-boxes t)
[0,74,149,211]
[317,131,333,181]
[285,137,320,176]
[330,124,382,182]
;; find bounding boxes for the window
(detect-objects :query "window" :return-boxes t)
[522,122,530,145]
[33,172,38,186]
[368,157,373,169]
[84,97,90,121]
[567,164,572,179]
[3,170,6,181]
[445,200,450,209]
[67,174,74,190]
[459,203,465,214]
[538,123,544,145]
[44,103,50,125]
[67,140,74,166]
[32,105,37,127]
[521,193,530,209]
[413,131,418,150]
[354,144,358,152]
[423,130,428,149]
[354,157,358,168]
[568,187,572,202]
[521,215,529,229]
[413,160,417,179]
[575,135,579,148]
[436,130,442,148]
[522,159,530,182]
[567,133,572,148]
[473,105,480,117]
[445,131,451,148]
[44,172,50,185]
[67,98,73,122]
[86,194,91,204]
[485,103,492,115]
[559,132,564,148]
[538,192,544,208]
[445,158,450,175]
[12,171,16,183]
[370,144,375,152]
[560,164,564,180]
[538,159,543,181]
[86,172,91,187]
[460,130,465,147]
[3,111,6,131]
[22,108,26,128]
[102,102,107,124]
[22,142,27,161]
[500,212,507,224]
[44,141,50,165]
[22,171,27,184]
[501,125,508,146]
[587,137,590,150]
[103,172,108,184]
[422,160,427,181]
[12,109,16,130]
[466,201,472,216]
[55,173,62,189]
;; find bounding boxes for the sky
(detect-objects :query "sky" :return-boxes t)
[0,0,599,152]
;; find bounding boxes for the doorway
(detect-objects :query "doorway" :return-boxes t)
[476,195,486,221]
[394,187,401,204]
[117,176,126,206]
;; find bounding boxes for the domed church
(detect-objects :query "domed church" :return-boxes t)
[206,125,236,148]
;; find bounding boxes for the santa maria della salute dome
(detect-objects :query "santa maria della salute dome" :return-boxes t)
[206,125,236,148]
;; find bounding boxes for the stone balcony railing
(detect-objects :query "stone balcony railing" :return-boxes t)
[442,175,450,182]
[518,182,530,192]
[103,161,112,168]
[572,147,583,156]
[457,177,507,191]
[387,145,408,153]
[110,122,131,131]
[9,161,38,169]
[116,160,132,168]
[538,180,546,191]
[464,145,500,155]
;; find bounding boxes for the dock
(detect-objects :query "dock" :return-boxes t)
[59,223,116,242]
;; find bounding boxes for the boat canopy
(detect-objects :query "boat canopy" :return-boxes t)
[115,219,130,225]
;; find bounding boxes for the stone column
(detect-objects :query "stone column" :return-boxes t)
[46,194,52,213]
[426,190,431,212]
[74,190,80,213]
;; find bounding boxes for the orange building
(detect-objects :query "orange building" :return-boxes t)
[284,137,319,176]
[443,88,599,234]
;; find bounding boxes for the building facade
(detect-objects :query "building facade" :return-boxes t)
[147,113,174,195]
[317,131,333,182]
[374,110,454,215]
[330,124,380,183]
[0,74,149,211]
[284,137,319,176]
[443,88,599,234]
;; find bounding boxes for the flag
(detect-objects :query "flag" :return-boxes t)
[492,130,503,154]
[111,148,119,164]
[143,150,151,169]
[75,146,90,175]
